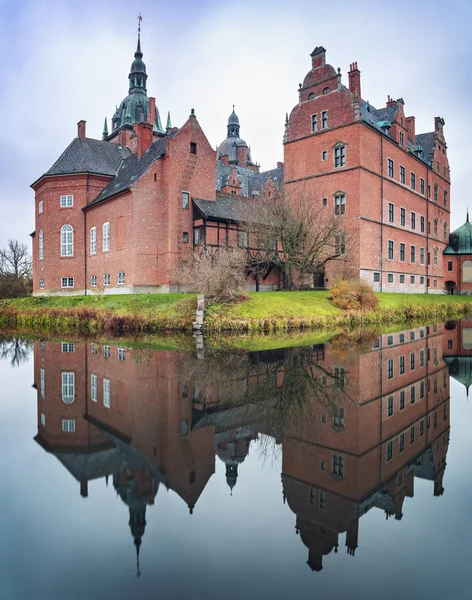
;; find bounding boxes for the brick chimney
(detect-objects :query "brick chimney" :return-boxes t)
[435,116,445,138]
[237,145,248,165]
[136,122,154,158]
[348,62,361,100]
[277,161,284,169]
[77,120,86,140]
[118,128,127,149]
[406,116,416,143]
[149,97,156,126]
[386,95,396,108]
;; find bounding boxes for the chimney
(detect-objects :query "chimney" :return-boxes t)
[277,161,284,169]
[348,62,361,100]
[77,120,86,141]
[435,116,445,137]
[386,95,396,108]
[118,128,127,149]
[237,145,247,165]
[136,121,154,158]
[149,97,156,126]
[406,116,416,143]
[80,479,88,498]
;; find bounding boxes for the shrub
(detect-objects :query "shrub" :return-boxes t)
[328,278,378,311]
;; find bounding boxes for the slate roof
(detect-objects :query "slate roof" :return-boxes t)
[193,196,267,224]
[216,162,255,197]
[248,166,284,195]
[87,136,168,207]
[416,132,436,163]
[40,137,131,181]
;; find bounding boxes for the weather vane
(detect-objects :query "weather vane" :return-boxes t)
[138,13,142,36]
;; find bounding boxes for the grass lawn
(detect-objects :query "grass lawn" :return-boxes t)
[377,292,472,309]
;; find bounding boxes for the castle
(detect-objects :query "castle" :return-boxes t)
[31,27,472,295]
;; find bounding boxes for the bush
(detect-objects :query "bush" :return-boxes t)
[328,278,378,311]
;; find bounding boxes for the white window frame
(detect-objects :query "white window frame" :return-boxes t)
[311,114,317,132]
[39,279,45,290]
[321,110,328,129]
[182,191,190,210]
[38,200,44,214]
[61,372,75,404]
[334,145,345,168]
[62,419,75,432]
[118,348,126,361]
[103,378,111,408]
[39,229,44,260]
[61,342,75,353]
[90,227,97,255]
[91,374,97,402]
[40,412,46,427]
[103,273,110,286]
[60,195,73,208]
[102,222,110,252]
[60,224,73,257]
[103,345,111,358]
[118,271,125,285]
[61,277,74,289]
[40,368,45,399]
[91,275,97,287]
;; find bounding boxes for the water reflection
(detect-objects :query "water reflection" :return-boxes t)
[26,320,470,577]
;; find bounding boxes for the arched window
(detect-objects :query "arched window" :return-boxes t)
[39,229,44,261]
[90,227,96,255]
[308,92,315,100]
[323,87,330,94]
[444,222,448,240]
[103,222,110,252]
[434,247,438,266]
[62,372,75,404]
[434,218,438,237]
[434,183,438,202]
[60,225,73,257]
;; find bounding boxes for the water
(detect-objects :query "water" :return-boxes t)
[0,322,471,600]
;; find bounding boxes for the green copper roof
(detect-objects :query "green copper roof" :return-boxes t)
[444,356,472,394]
[444,214,472,255]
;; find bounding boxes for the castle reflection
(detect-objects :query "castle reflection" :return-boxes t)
[31,320,472,573]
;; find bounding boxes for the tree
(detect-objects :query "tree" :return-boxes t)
[0,239,32,278]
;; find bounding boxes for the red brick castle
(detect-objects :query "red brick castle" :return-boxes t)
[31,29,472,295]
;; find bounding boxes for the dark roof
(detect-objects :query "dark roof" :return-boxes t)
[216,162,255,196]
[87,136,168,207]
[40,137,130,181]
[193,196,266,224]
[444,216,472,255]
[415,132,436,162]
[248,167,284,195]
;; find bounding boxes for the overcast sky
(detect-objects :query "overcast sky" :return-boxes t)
[0,0,470,249]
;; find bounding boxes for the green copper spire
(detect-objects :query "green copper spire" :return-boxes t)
[102,117,109,140]
[129,14,147,94]
[154,107,164,134]
[166,111,172,132]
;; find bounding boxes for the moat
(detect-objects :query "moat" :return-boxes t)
[0,321,471,600]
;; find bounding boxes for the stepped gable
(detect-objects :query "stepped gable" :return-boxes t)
[248,166,284,196]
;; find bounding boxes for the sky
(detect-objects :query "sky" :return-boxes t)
[0,0,471,249]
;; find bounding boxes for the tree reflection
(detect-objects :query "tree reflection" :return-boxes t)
[0,336,33,368]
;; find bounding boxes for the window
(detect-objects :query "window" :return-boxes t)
[39,229,44,260]
[61,277,74,288]
[436,160,440,173]
[411,212,416,230]
[334,233,346,255]
[62,419,75,432]
[420,380,425,398]
[410,331,415,341]
[194,228,202,245]
[388,273,393,283]
[388,396,394,417]
[373,272,380,282]
[388,159,394,178]
[400,243,405,262]
[388,203,394,223]
[39,200,44,214]
[91,343,97,354]
[333,406,345,429]
[40,368,45,399]
[400,207,406,226]
[182,191,189,209]
[322,150,327,161]
[400,166,405,184]
[321,110,328,129]
[103,345,110,358]
[60,195,73,208]
[444,190,448,207]
[434,183,438,203]
[230,190,237,195]
[387,358,394,379]
[410,352,415,370]
[320,460,326,471]
[322,197,327,207]
[238,230,248,248]
[90,227,97,255]
[190,142,197,154]
[118,348,126,361]
[103,273,110,286]
[399,355,405,374]
[419,419,424,437]
[400,391,405,410]
[433,279,438,288]
[39,279,45,289]
[387,335,394,346]
[420,178,425,195]
[410,172,416,190]
[91,275,97,287]
[311,114,317,132]
[319,491,326,510]
[410,385,416,404]
[308,92,315,100]
[334,367,346,390]
[323,87,330,94]
[334,145,345,167]
[427,184,431,198]
[102,222,110,252]
[118,271,125,285]
[420,248,425,265]
[410,246,416,263]
[91,374,97,402]
[103,378,111,408]
[400,274,405,284]
[60,225,73,257]
[181,420,189,437]
[400,333,405,343]
[448,261,453,272]
[443,222,448,240]
[332,454,344,477]
[62,372,75,404]
[62,342,74,353]
[434,247,438,266]
[410,426,415,445]
[309,487,315,506]
[388,240,394,260]
[399,432,405,452]
[386,441,393,462]
[335,194,346,215]
[399,131,404,147]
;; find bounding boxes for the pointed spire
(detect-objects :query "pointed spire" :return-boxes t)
[135,538,141,577]
[467,208,469,223]
[102,117,109,140]
[137,13,142,55]
[166,111,172,132]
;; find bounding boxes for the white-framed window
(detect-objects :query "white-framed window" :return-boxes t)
[102,222,110,252]
[62,342,75,353]
[334,145,345,167]
[103,378,111,408]
[118,348,126,361]
[194,227,202,245]
[39,279,45,290]
[311,114,317,132]
[91,275,97,287]
[182,191,190,209]
[61,372,75,404]
[40,412,46,427]
[334,194,346,215]
[332,454,344,477]
[237,231,248,248]
[60,195,73,208]
[103,345,110,358]
[91,373,97,402]
[61,277,74,288]
[60,224,73,257]
[104,273,110,286]
[387,158,394,178]
[38,200,44,214]
[90,227,97,255]
[39,229,44,260]
[62,419,75,432]
[321,110,328,129]
[40,368,45,399]
[322,150,327,161]
[386,441,393,462]
[118,271,125,285]
[91,343,97,354]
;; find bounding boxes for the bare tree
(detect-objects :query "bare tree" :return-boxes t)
[0,239,32,278]
[0,337,33,368]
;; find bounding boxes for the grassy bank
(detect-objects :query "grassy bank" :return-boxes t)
[0,291,471,336]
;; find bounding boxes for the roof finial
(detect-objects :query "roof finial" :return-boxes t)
[102,117,109,140]
[467,208,469,223]
[166,111,172,132]
[137,13,142,52]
